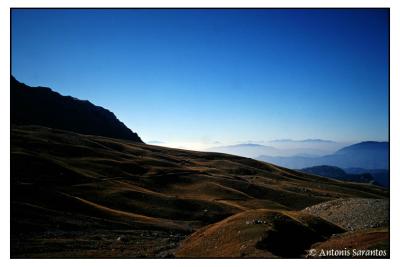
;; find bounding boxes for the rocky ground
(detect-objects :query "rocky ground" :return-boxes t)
[302,198,389,231]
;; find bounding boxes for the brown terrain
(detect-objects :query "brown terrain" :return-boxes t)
[10,125,389,258]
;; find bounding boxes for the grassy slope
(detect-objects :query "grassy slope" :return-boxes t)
[175,209,345,258]
[310,228,389,258]
[10,125,388,258]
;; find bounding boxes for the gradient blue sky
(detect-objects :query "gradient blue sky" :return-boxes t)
[11,9,389,149]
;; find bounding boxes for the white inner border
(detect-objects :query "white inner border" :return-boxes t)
[1,0,399,266]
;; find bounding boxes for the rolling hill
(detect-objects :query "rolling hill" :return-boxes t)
[11,125,388,258]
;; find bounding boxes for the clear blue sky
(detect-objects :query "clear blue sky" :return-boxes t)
[11,9,389,149]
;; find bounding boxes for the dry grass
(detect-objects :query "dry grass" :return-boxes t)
[175,209,344,258]
[11,125,389,258]
[309,228,389,258]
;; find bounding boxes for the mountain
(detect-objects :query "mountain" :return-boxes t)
[299,165,375,185]
[11,125,388,258]
[257,155,323,169]
[11,76,143,142]
[10,78,389,258]
[336,141,388,154]
[345,168,389,188]
[300,139,336,143]
[207,143,340,158]
[257,141,389,170]
[270,139,336,144]
[266,139,346,156]
[301,165,348,179]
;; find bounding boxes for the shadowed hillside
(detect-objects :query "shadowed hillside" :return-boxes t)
[11,125,388,258]
[299,165,376,185]
[11,76,143,142]
[175,209,345,258]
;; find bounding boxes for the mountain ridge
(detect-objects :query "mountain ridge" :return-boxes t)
[299,165,378,185]
[336,141,388,154]
[11,76,143,142]
[257,141,388,170]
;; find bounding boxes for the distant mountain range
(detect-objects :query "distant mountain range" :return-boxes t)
[345,168,389,188]
[257,141,388,170]
[207,140,346,158]
[270,139,336,144]
[299,165,389,187]
[11,76,143,142]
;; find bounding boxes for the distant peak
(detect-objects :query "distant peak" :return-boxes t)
[235,143,264,147]
[357,141,388,145]
[300,139,335,143]
[335,141,388,154]
[270,138,335,143]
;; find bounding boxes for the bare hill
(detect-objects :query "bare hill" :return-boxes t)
[11,125,388,258]
[175,209,344,258]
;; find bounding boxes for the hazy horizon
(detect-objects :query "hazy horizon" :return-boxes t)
[12,9,389,150]
[146,138,388,152]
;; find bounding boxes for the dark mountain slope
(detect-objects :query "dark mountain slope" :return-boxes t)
[11,76,143,142]
[300,165,375,185]
[345,168,389,187]
[301,165,348,178]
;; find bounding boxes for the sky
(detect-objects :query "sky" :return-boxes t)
[11,9,389,150]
